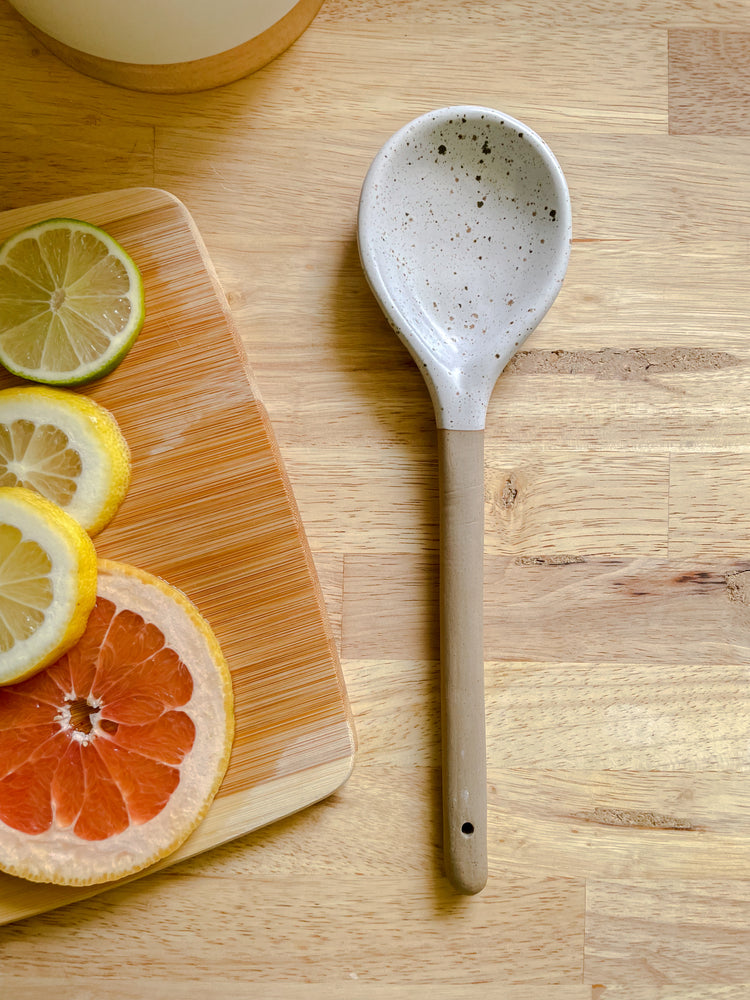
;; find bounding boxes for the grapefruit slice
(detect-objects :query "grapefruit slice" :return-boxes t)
[0,559,234,886]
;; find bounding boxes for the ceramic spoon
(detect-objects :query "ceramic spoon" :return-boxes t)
[357,106,571,894]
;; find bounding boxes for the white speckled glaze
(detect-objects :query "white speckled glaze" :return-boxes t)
[357,106,572,429]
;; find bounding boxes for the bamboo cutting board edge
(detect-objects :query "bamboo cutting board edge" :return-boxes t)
[0,756,354,925]
[148,183,355,746]
[0,186,356,925]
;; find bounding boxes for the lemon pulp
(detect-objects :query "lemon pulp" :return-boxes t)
[0,386,131,534]
[0,522,53,651]
[0,486,97,685]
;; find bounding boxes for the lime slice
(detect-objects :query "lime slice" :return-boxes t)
[0,218,145,386]
[0,486,97,685]
[0,386,131,535]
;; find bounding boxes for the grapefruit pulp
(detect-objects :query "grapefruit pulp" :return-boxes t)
[0,559,234,886]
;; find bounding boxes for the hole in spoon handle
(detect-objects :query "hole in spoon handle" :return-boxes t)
[438,428,488,895]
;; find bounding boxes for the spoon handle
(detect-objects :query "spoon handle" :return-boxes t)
[438,428,488,895]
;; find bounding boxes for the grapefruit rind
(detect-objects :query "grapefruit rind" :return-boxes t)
[0,486,97,686]
[0,386,131,535]
[0,559,234,886]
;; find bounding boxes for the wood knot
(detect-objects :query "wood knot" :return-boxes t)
[516,555,586,566]
[574,807,697,831]
[501,475,518,508]
[726,570,750,604]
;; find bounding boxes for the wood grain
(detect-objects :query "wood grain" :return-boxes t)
[0,187,354,924]
[3,0,750,990]
[669,29,750,135]
[594,991,750,1000]
[586,880,750,984]
[0,869,586,984]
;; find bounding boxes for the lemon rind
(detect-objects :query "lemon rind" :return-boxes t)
[0,486,97,686]
[0,386,131,535]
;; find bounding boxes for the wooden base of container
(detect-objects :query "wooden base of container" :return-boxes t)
[17,0,324,92]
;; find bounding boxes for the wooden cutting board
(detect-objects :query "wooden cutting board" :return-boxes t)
[0,187,356,925]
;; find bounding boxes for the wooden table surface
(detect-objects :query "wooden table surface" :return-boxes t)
[2,0,750,994]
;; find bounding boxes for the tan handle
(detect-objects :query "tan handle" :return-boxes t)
[438,428,488,894]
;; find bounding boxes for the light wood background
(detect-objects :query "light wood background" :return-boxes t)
[2,0,750,994]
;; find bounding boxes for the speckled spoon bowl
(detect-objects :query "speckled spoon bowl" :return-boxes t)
[357,106,571,894]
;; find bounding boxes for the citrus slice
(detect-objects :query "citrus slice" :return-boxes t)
[0,386,131,535]
[0,559,234,886]
[0,218,145,386]
[0,486,97,686]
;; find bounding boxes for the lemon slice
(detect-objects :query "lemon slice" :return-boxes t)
[0,387,131,535]
[0,486,97,685]
[0,218,144,386]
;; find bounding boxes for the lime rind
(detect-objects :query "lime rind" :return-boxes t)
[0,218,145,387]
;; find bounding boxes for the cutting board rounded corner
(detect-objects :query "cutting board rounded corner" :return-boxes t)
[0,187,355,925]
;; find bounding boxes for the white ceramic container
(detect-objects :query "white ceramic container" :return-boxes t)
[8,0,324,92]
